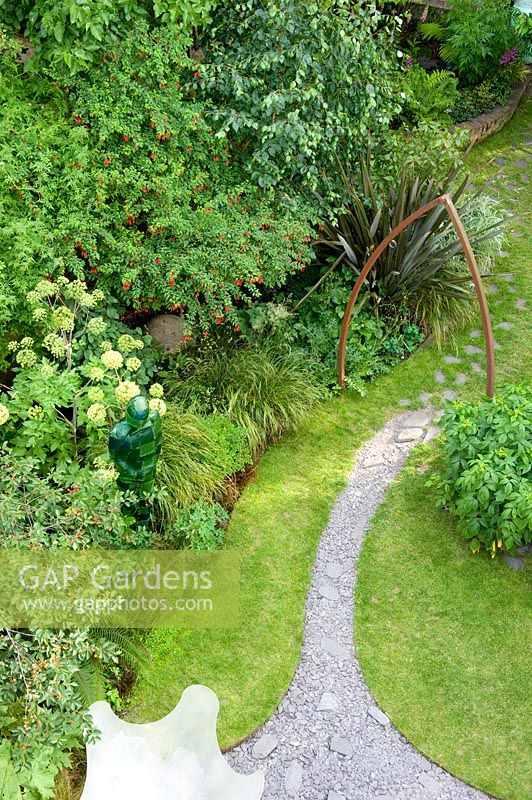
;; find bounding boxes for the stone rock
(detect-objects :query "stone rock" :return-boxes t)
[406,410,432,427]
[368,705,390,726]
[516,299,526,309]
[399,398,411,407]
[455,373,468,386]
[493,340,502,350]
[444,355,460,364]
[494,157,506,166]
[503,554,524,571]
[516,159,528,168]
[424,425,441,444]
[363,454,385,468]
[285,761,303,795]
[469,330,482,338]
[318,692,340,712]
[487,284,499,294]
[442,390,457,402]
[328,792,346,800]
[500,273,514,281]
[321,637,350,660]
[318,584,340,602]
[330,736,353,757]
[464,345,482,355]
[471,362,483,374]
[252,734,279,759]
[495,321,513,330]
[396,427,424,443]
[145,314,184,354]
[419,391,433,405]
[418,772,440,793]
[434,370,446,384]
[325,562,345,580]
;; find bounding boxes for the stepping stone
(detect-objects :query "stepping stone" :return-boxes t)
[471,362,483,374]
[503,554,524,570]
[318,692,340,712]
[318,583,340,602]
[469,329,482,338]
[487,284,499,294]
[399,398,411,407]
[325,561,345,580]
[464,344,482,355]
[444,355,460,364]
[321,637,350,660]
[418,772,440,794]
[442,390,457,401]
[494,157,506,166]
[516,299,526,309]
[424,425,441,444]
[493,340,502,350]
[505,183,519,190]
[362,454,385,468]
[368,705,389,726]
[328,792,346,800]
[495,321,513,330]
[455,373,468,385]
[516,159,528,168]
[508,285,517,293]
[396,427,424,443]
[252,734,279,759]
[512,230,524,237]
[419,391,432,405]
[407,409,433,427]
[434,369,446,384]
[500,273,514,281]
[285,761,303,795]
[330,736,353,756]
[498,250,511,258]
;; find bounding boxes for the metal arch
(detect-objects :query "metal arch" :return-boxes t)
[337,194,495,398]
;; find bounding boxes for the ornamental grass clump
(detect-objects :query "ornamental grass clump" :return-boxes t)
[427,385,532,556]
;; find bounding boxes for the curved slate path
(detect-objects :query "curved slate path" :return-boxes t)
[229,410,489,800]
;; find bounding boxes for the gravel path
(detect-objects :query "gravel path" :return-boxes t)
[229,409,489,800]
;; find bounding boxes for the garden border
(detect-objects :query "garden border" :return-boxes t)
[456,72,531,146]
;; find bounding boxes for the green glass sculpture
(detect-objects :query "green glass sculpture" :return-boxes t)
[108,395,163,523]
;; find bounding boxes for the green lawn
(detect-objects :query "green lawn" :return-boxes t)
[130,99,532,758]
[355,102,532,800]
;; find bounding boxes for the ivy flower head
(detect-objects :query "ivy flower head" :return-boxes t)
[43,334,67,359]
[16,349,37,368]
[90,366,105,382]
[40,362,55,378]
[149,383,164,398]
[100,341,113,352]
[7,341,19,352]
[27,405,44,420]
[101,349,123,370]
[52,306,75,332]
[0,404,10,426]
[32,280,56,300]
[87,316,107,336]
[118,334,140,354]
[115,381,141,405]
[126,357,141,373]
[87,386,105,403]
[87,403,107,426]
[149,397,167,416]
[32,308,48,322]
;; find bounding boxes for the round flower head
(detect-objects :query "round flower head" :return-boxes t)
[92,289,105,303]
[117,334,139,354]
[52,306,75,332]
[97,465,119,483]
[16,349,37,369]
[87,386,105,403]
[100,340,113,352]
[101,350,124,370]
[32,308,48,322]
[149,383,164,398]
[90,366,105,382]
[115,381,141,405]
[20,337,34,349]
[7,341,19,352]
[126,357,141,373]
[87,316,107,336]
[27,405,44,420]
[44,334,67,358]
[33,280,56,299]
[149,397,167,416]
[87,403,107,426]
[40,362,55,378]
[0,404,10,426]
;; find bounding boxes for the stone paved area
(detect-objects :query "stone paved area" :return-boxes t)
[229,412,489,800]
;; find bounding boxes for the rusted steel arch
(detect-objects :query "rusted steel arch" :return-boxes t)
[337,194,495,398]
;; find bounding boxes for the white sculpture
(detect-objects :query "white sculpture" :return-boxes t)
[80,685,264,800]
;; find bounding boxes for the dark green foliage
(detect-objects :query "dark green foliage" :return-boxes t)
[402,65,459,124]
[428,385,532,555]
[198,0,402,197]
[165,342,324,452]
[449,77,513,123]
[166,499,229,550]
[314,157,505,341]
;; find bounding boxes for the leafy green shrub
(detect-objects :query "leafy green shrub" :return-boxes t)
[198,0,401,196]
[0,0,217,74]
[402,65,459,124]
[166,342,323,452]
[0,28,314,343]
[420,0,519,84]
[314,158,505,343]
[449,78,513,123]
[428,385,532,556]
[167,499,228,550]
